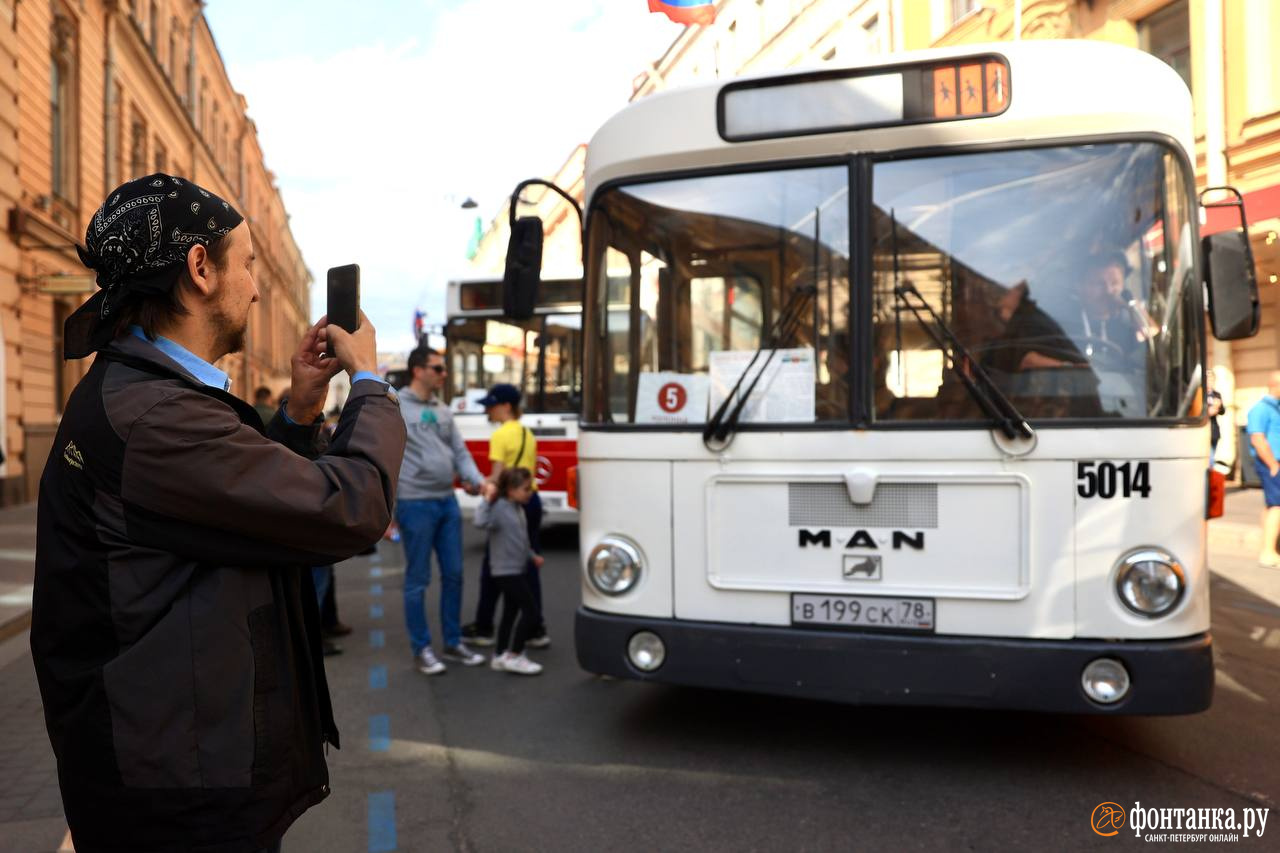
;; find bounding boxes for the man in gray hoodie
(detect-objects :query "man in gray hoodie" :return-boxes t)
[395,346,486,674]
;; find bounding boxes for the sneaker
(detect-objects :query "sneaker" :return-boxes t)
[525,632,551,649]
[442,643,485,667]
[323,621,353,638]
[415,647,446,675]
[461,623,496,647]
[490,652,512,671]
[503,653,543,676]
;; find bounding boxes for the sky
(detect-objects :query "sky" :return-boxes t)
[203,0,681,354]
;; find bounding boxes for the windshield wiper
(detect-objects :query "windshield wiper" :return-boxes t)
[889,211,1033,442]
[703,283,816,451]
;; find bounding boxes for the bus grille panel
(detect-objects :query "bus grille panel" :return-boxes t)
[787,482,938,529]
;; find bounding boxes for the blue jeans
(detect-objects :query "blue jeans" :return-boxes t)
[397,496,464,653]
[311,566,333,608]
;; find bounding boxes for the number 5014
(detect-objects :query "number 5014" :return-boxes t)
[1077,461,1151,499]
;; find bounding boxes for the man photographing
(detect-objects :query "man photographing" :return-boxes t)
[30,174,407,853]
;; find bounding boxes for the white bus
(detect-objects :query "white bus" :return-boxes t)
[443,277,583,525]
[567,41,1259,714]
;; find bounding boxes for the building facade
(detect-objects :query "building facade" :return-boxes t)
[0,0,310,503]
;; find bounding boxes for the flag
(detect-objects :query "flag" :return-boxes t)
[413,309,425,341]
[648,0,716,26]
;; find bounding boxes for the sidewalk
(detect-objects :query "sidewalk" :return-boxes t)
[0,502,36,644]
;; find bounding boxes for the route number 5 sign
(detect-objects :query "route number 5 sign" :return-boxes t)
[636,373,709,424]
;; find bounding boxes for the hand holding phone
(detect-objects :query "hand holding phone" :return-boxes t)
[326,264,360,356]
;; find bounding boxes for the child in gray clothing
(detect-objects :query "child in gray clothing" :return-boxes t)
[475,468,545,675]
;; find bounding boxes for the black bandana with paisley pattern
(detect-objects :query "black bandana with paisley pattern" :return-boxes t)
[64,173,244,359]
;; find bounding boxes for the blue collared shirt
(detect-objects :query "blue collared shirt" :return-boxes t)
[129,326,230,391]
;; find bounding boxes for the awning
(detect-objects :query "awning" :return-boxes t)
[1202,183,1280,237]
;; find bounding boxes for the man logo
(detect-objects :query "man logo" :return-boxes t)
[1091,802,1126,837]
[842,555,881,581]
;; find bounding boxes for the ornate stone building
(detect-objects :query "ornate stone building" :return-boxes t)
[0,0,310,502]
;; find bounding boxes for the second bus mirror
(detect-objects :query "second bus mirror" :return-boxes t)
[1203,230,1260,341]
[503,216,543,320]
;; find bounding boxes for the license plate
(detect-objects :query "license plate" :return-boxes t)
[791,593,935,632]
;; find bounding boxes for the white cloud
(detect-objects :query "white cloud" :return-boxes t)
[224,1,678,355]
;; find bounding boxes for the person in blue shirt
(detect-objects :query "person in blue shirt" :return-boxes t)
[1246,371,1280,567]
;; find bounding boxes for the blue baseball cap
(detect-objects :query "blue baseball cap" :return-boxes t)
[478,383,521,408]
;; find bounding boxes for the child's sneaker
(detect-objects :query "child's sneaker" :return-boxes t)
[490,652,512,671]
[503,653,543,676]
[415,647,446,675]
[525,632,551,649]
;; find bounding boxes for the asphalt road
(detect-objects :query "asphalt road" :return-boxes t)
[281,526,1280,853]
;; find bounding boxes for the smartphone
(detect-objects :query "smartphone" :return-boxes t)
[326,264,360,356]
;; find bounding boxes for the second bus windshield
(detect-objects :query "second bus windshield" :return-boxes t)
[447,314,581,414]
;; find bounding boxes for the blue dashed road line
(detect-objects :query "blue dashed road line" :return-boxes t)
[370,566,383,578]
[371,583,383,596]
[370,629,385,648]
[370,603,383,619]
[368,791,396,852]
[369,714,390,752]
[369,665,387,689]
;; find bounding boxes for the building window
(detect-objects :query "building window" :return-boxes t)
[168,19,179,80]
[149,2,158,51]
[1138,0,1191,92]
[951,0,979,23]
[154,139,166,173]
[50,12,77,204]
[129,113,147,178]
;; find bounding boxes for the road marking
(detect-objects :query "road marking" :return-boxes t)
[0,548,36,561]
[369,665,387,689]
[370,629,385,648]
[368,791,397,853]
[370,566,383,578]
[371,551,382,564]
[369,714,390,752]
[370,603,383,619]
[0,583,33,605]
[370,583,383,596]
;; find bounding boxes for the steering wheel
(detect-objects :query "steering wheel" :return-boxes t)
[1075,335,1132,371]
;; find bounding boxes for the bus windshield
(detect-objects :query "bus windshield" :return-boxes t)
[446,314,582,414]
[584,141,1200,426]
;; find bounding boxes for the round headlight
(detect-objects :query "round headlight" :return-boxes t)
[1081,657,1131,705]
[1114,548,1185,617]
[627,631,666,672]
[587,536,643,595]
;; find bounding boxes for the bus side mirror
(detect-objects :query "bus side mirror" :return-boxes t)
[1201,186,1260,341]
[503,216,543,320]
[1203,231,1259,340]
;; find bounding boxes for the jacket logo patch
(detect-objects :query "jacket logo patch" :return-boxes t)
[419,409,438,425]
[63,441,84,470]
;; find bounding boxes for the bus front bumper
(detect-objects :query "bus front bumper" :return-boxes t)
[575,608,1213,715]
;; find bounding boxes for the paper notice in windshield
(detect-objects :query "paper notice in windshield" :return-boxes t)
[709,348,816,423]
[636,373,709,424]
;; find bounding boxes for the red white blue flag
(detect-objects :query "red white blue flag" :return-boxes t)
[649,0,716,26]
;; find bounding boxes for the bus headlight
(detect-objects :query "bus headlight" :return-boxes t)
[587,536,643,595]
[1114,548,1185,617]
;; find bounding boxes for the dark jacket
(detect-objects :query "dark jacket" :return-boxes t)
[30,335,406,853]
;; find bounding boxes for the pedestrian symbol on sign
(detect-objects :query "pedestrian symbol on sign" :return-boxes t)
[658,382,687,414]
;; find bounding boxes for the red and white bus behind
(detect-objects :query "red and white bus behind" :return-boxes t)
[443,277,583,526]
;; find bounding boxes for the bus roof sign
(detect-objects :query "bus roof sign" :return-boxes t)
[718,55,1010,142]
